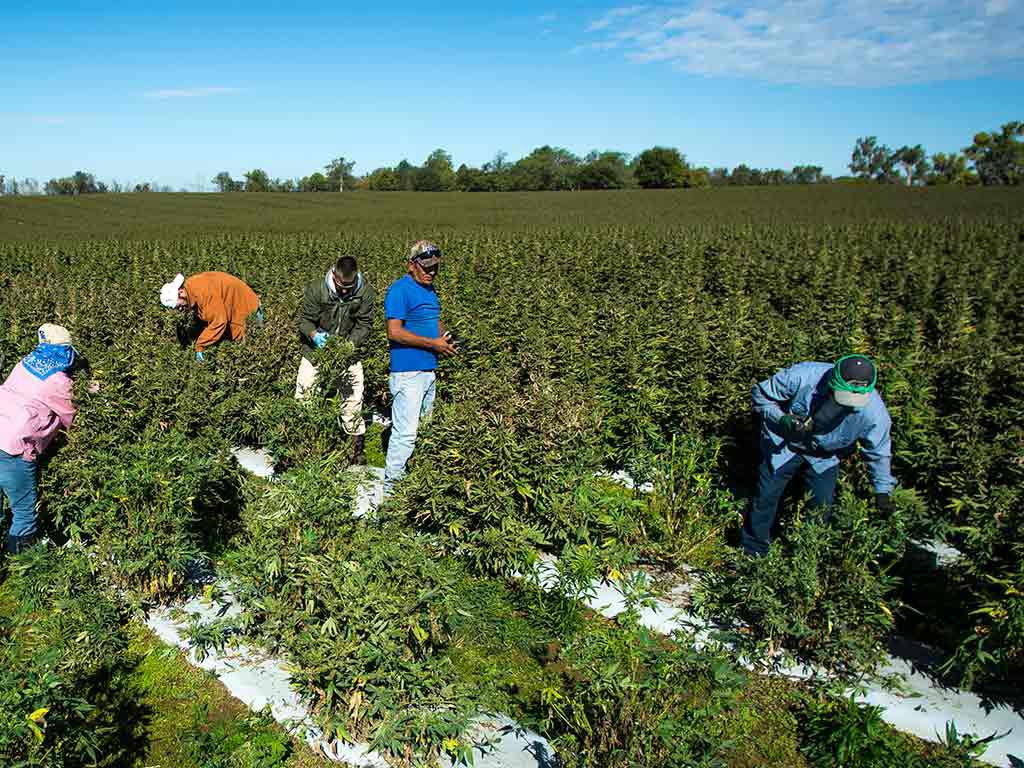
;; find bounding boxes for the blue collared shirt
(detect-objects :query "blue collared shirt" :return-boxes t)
[751,361,896,494]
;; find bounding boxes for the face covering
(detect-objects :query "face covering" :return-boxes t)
[811,393,848,432]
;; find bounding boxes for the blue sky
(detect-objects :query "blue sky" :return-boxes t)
[2,0,1021,189]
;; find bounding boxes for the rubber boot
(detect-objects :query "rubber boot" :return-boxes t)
[348,434,367,466]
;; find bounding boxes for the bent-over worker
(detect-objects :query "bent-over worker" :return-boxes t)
[0,325,78,555]
[742,355,897,557]
[160,271,263,360]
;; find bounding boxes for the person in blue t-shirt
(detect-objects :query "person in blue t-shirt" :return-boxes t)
[382,240,458,496]
[742,355,898,557]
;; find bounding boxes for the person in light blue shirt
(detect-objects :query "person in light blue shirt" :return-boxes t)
[382,240,458,497]
[742,355,897,557]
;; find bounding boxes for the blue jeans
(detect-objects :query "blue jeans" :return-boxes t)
[741,452,838,557]
[383,371,436,497]
[0,449,38,540]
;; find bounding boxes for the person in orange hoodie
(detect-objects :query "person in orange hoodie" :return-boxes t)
[160,272,263,360]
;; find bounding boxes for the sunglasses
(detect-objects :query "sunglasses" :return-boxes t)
[414,247,442,261]
[332,273,357,292]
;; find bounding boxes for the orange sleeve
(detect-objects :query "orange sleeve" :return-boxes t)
[195,308,228,351]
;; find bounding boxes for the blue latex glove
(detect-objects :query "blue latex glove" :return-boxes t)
[313,331,329,349]
[195,350,205,362]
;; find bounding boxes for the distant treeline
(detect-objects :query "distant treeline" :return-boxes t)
[2,121,1019,196]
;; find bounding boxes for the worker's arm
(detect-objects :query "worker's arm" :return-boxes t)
[386,319,457,356]
[195,309,228,352]
[751,366,799,426]
[860,409,897,495]
[49,374,76,430]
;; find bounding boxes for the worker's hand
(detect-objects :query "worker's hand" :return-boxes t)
[195,351,205,362]
[444,330,464,352]
[87,380,101,394]
[313,331,329,349]
[875,494,895,514]
[432,335,458,357]
[779,414,812,437]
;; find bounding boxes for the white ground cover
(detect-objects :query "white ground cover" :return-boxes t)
[159,448,1021,767]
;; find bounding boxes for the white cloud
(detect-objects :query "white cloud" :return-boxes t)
[146,86,242,100]
[588,5,648,31]
[582,0,1024,86]
[570,40,624,54]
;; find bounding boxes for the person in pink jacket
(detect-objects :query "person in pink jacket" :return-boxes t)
[0,324,77,555]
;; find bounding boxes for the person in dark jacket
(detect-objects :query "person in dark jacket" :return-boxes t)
[295,256,376,464]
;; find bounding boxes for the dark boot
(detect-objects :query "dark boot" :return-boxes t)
[348,434,367,466]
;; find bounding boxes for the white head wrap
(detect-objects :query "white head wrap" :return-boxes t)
[37,323,73,346]
[160,273,185,308]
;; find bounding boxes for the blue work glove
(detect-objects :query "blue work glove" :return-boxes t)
[312,331,329,349]
[195,350,205,362]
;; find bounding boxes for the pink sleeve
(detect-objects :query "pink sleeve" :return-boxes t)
[46,374,76,430]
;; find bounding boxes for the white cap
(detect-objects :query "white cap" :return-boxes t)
[37,323,73,346]
[160,273,185,308]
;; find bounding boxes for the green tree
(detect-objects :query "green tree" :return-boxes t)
[729,164,761,186]
[894,145,929,186]
[509,146,579,191]
[632,147,688,189]
[243,169,271,192]
[482,151,512,190]
[417,149,455,191]
[577,151,630,190]
[455,164,494,191]
[927,153,975,185]
[299,172,331,192]
[849,136,899,182]
[395,159,417,191]
[363,167,401,191]
[791,165,824,184]
[324,157,357,191]
[44,171,103,195]
[212,172,238,193]
[964,121,1024,186]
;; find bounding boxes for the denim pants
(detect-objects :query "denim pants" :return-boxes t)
[741,452,838,557]
[383,371,436,497]
[0,449,38,540]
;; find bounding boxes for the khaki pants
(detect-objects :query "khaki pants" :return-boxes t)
[294,357,366,436]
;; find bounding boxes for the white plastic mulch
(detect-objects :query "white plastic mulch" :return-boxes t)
[145,450,554,767]
[147,448,1020,768]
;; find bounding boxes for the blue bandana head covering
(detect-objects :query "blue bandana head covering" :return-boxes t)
[23,343,75,380]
